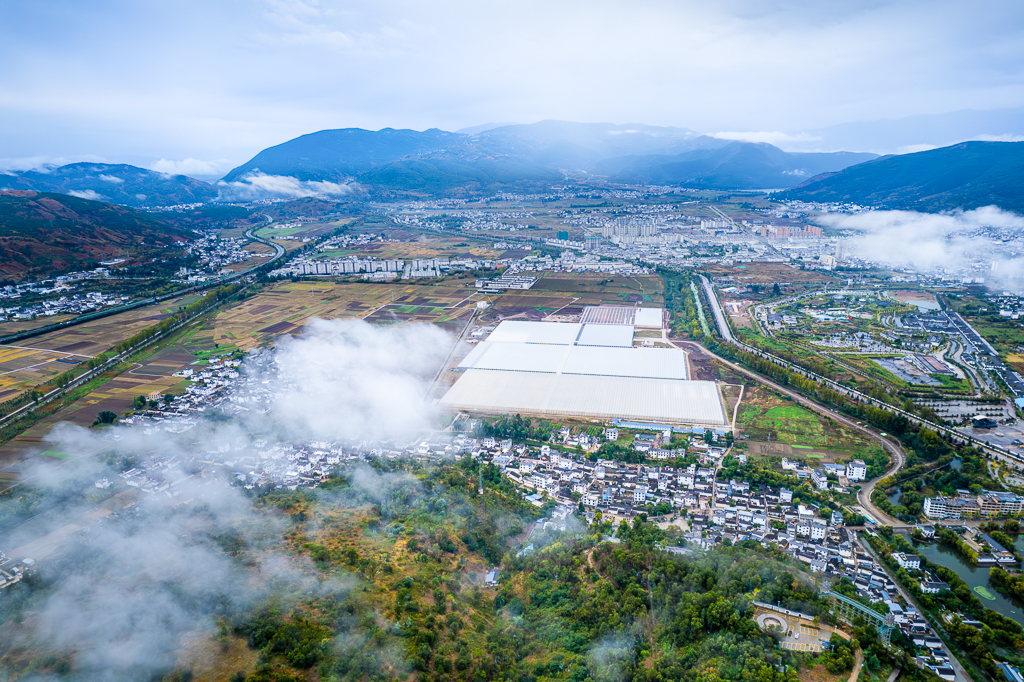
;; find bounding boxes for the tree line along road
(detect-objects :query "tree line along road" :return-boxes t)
[674,339,906,527]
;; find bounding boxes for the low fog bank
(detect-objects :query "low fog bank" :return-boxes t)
[0,318,454,681]
[816,205,1024,290]
[215,172,365,202]
[268,318,452,440]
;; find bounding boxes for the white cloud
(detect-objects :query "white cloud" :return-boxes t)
[973,133,1024,142]
[1,1,1023,164]
[0,155,107,173]
[896,143,938,154]
[0,316,452,679]
[67,189,105,201]
[150,157,230,177]
[269,318,450,440]
[215,171,362,201]
[98,173,123,184]
[710,131,822,147]
[817,206,1024,288]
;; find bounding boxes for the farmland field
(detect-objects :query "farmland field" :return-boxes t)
[479,273,664,321]
[700,262,836,285]
[0,293,204,405]
[0,330,214,479]
[211,280,484,349]
[736,386,874,456]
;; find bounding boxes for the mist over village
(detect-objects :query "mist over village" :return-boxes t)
[2,2,1024,682]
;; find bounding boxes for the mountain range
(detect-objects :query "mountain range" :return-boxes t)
[778,141,1024,213]
[0,163,217,208]
[219,121,879,193]
[3,120,1022,213]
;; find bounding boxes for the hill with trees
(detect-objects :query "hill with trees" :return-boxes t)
[0,190,194,281]
[219,122,878,195]
[777,141,1024,212]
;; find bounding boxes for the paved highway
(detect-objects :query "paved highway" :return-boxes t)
[676,339,906,527]
[698,277,1024,467]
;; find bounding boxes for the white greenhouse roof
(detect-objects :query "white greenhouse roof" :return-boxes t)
[561,346,687,380]
[458,341,688,379]
[634,308,664,329]
[440,370,726,425]
[486,320,582,345]
[576,324,634,348]
[458,341,570,373]
[580,306,637,326]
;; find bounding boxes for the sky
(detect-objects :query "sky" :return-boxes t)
[2,0,1023,176]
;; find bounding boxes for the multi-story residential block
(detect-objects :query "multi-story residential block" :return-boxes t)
[846,459,867,481]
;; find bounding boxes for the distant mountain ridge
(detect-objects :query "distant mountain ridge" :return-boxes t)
[219,121,879,194]
[0,190,195,281]
[220,128,466,183]
[777,141,1024,212]
[594,142,877,189]
[0,163,217,207]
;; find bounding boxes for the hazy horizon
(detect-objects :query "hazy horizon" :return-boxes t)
[2,1,1024,176]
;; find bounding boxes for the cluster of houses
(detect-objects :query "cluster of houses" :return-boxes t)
[180,233,272,280]
[118,356,245,432]
[847,546,958,680]
[0,290,131,321]
[780,457,867,489]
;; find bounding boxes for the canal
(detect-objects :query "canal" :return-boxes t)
[912,537,1024,628]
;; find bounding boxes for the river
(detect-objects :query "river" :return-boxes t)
[912,537,1024,628]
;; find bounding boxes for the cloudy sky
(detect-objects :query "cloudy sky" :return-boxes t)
[2,0,1023,175]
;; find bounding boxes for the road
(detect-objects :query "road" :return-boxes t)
[698,276,1024,469]
[859,532,973,682]
[848,649,864,682]
[676,339,906,526]
[696,275,913,524]
[946,311,1024,398]
[696,275,979,677]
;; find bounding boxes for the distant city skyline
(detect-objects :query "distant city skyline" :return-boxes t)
[2,0,1023,175]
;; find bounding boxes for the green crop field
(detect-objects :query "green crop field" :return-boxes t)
[737,387,874,455]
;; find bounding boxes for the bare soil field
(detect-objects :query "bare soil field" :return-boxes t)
[212,281,482,349]
[701,262,836,285]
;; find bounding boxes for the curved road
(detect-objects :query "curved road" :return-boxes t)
[676,340,906,527]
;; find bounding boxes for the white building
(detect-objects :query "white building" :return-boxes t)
[811,520,827,540]
[892,552,921,570]
[846,459,867,482]
[811,469,829,490]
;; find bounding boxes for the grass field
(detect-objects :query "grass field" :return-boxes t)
[700,262,836,285]
[737,386,874,456]
[222,242,277,273]
[1008,353,1024,373]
